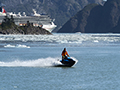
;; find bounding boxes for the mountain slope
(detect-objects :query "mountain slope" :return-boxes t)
[58,0,120,33]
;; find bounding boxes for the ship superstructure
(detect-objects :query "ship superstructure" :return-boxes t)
[0,4,57,32]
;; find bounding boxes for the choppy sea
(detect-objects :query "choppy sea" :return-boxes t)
[0,33,120,90]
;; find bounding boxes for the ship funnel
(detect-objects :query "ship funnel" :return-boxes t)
[32,9,41,16]
[32,9,36,14]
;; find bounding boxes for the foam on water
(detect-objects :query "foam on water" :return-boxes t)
[4,44,30,48]
[93,40,99,43]
[0,34,120,44]
[0,34,120,48]
[0,57,78,67]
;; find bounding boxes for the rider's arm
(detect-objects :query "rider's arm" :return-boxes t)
[66,51,70,57]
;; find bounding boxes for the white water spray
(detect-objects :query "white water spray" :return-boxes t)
[0,57,61,67]
[0,57,78,67]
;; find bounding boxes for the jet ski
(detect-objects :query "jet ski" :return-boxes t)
[55,57,76,67]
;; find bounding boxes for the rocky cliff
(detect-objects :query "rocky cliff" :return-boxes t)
[58,0,120,33]
[0,0,104,31]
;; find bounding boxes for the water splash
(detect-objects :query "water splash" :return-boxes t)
[0,57,61,67]
[0,57,78,67]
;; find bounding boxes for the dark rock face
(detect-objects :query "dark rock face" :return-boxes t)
[20,25,52,35]
[0,26,24,34]
[58,0,120,33]
[99,0,120,33]
[0,25,51,35]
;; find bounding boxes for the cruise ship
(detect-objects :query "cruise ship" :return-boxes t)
[0,4,57,32]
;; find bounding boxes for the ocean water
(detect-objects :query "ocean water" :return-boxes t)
[0,33,120,90]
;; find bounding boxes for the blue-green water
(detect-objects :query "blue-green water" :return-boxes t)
[0,33,120,90]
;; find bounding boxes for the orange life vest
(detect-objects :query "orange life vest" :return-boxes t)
[62,51,69,56]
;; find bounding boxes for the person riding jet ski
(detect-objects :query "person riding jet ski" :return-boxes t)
[60,48,75,67]
[61,48,70,60]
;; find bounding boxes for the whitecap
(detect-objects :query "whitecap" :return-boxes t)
[4,44,30,48]
[93,40,99,43]
[16,44,30,48]
[4,44,15,48]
